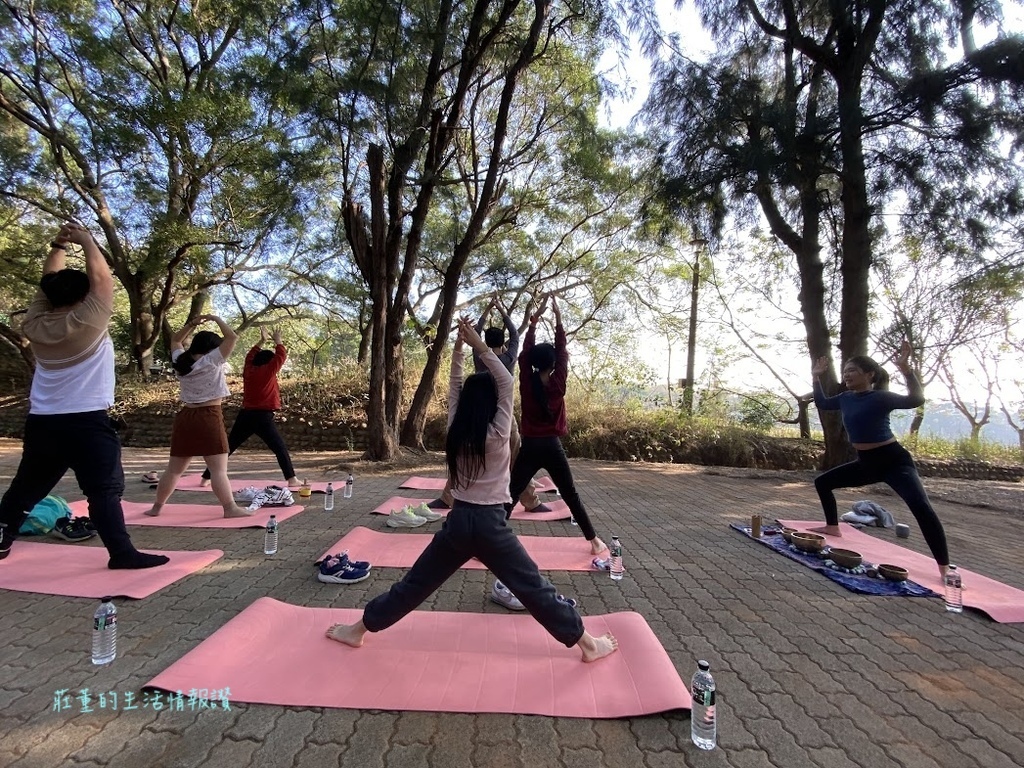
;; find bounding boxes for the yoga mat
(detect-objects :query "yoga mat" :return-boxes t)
[400,475,558,493]
[69,500,305,529]
[173,474,337,493]
[317,526,596,571]
[730,524,935,597]
[146,597,690,718]
[0,541,222,599]
[779,520,1024,623]
[372,496,572,522]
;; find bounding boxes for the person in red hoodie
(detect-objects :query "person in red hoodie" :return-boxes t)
[200,327,299,487]
[509,295,606,557]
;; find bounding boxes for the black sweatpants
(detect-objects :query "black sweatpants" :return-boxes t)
[362,502,585,647]
[0,411,135,557]
[814,441,949,566]
[201,409,295,481]
[509,435,598,542]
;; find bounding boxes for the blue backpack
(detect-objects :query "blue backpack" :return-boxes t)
[19,496,72,535]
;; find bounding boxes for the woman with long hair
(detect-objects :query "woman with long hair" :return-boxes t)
[326,317,618,663]
[811,340,950,578]
[145,314,251,518]
[508,296,606,556]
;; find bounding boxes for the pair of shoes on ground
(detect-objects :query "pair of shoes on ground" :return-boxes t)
[387,503,444,528]
[141,471,160,483]
[318,551,372,584]
[51,516,98,542]
[489,580,578,612]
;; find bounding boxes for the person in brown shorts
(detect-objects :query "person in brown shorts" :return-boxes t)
[144,315,251,518]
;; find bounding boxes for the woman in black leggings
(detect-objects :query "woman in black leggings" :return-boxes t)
[509,296,606,556]
[812,340,950,578]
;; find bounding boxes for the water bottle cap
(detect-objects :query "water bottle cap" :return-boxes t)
[948,564,957,570]
[269,514,277,519]
[101,596,113,603]
[697,660,710,670]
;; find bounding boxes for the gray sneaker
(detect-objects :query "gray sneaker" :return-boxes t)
[490,580,525,611]
[387,507,427,528]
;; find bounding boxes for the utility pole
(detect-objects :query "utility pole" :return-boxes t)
[684,238,707,415]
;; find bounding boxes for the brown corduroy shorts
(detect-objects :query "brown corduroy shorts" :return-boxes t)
[169,404,229,457]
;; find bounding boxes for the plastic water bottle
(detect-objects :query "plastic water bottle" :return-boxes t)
[92,597,117,665]
[264,515,278,555]
[324,482,334,511]
[344,473,354,499]
[944,564,963,613]
[690,660,717,750]
[610,536,624,581]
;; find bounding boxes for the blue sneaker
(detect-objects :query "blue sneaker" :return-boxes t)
[318,552,371,584]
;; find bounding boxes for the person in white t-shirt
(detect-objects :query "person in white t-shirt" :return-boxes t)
[0,223,168,568]
[144,315,252,518]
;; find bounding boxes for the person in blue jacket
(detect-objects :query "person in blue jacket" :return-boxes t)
[811,340,950,578]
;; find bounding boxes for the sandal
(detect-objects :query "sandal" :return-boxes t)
[141,472,159,483]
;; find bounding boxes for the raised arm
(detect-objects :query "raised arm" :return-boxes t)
[496,298,519,355]
[887,340,925,409]
[170,318,199,353]
[811,356,841,410]
[447,323,466,428]
[201,314,239,358]
[64,223,114,307]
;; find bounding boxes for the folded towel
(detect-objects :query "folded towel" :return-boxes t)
[848,500,894,528]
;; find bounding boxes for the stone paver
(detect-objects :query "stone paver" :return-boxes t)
[0,438,1021,768]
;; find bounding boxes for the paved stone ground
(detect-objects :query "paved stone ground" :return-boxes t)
[0,437,1021,768]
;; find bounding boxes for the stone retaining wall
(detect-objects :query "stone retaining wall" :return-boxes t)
[1,396,1022,480]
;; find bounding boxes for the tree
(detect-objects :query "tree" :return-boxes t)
[288,0,624,459]
[634,0,1024,465]
[0,0,314,370]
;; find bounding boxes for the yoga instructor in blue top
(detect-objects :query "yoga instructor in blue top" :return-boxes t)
[811,340,950,578]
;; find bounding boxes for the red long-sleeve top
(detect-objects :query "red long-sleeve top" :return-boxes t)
[242,343,286,410]
[518,322,569,437]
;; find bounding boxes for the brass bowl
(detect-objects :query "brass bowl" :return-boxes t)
[878,564,908,582]
[781,527,797,544]
[791,532,825,554]
[827,548,862,569]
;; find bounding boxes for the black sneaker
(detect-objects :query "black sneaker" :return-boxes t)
[0,524,15,560]
[73,516,97,533]
[52,517,97,542]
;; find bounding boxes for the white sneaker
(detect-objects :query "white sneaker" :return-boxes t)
[387,507,427,528]
[490,580,525,611]
[415,503,443,522]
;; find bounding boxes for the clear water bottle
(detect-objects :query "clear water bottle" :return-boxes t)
[690,660,717,750]
[92,597,117,665]
[264,514,278,555]
[324,482,334,511]
[610,536,624,581]
[944,564,963,613]
[344,473,354,498]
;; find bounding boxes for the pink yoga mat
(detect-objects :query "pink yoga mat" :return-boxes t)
[318,526,597,571]
[0,540,222,599]
[373,495,572,522]
[146,597,690,718]
[69,499,305,529]
[171,474,337,493]
[780,520,1024,623]
[400,475,558,493]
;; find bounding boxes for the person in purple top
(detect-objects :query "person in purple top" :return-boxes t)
[326,317,618,663]
[811,340,950,578]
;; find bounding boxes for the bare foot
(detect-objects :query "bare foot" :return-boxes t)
[198,478,211,488]
[286,477,301,487]
[223,505,254,518]
[578,631,618,662]
[326,622,366,647]
[808,525,842,537]
[590,537,608,555]
[143,506,161,517]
